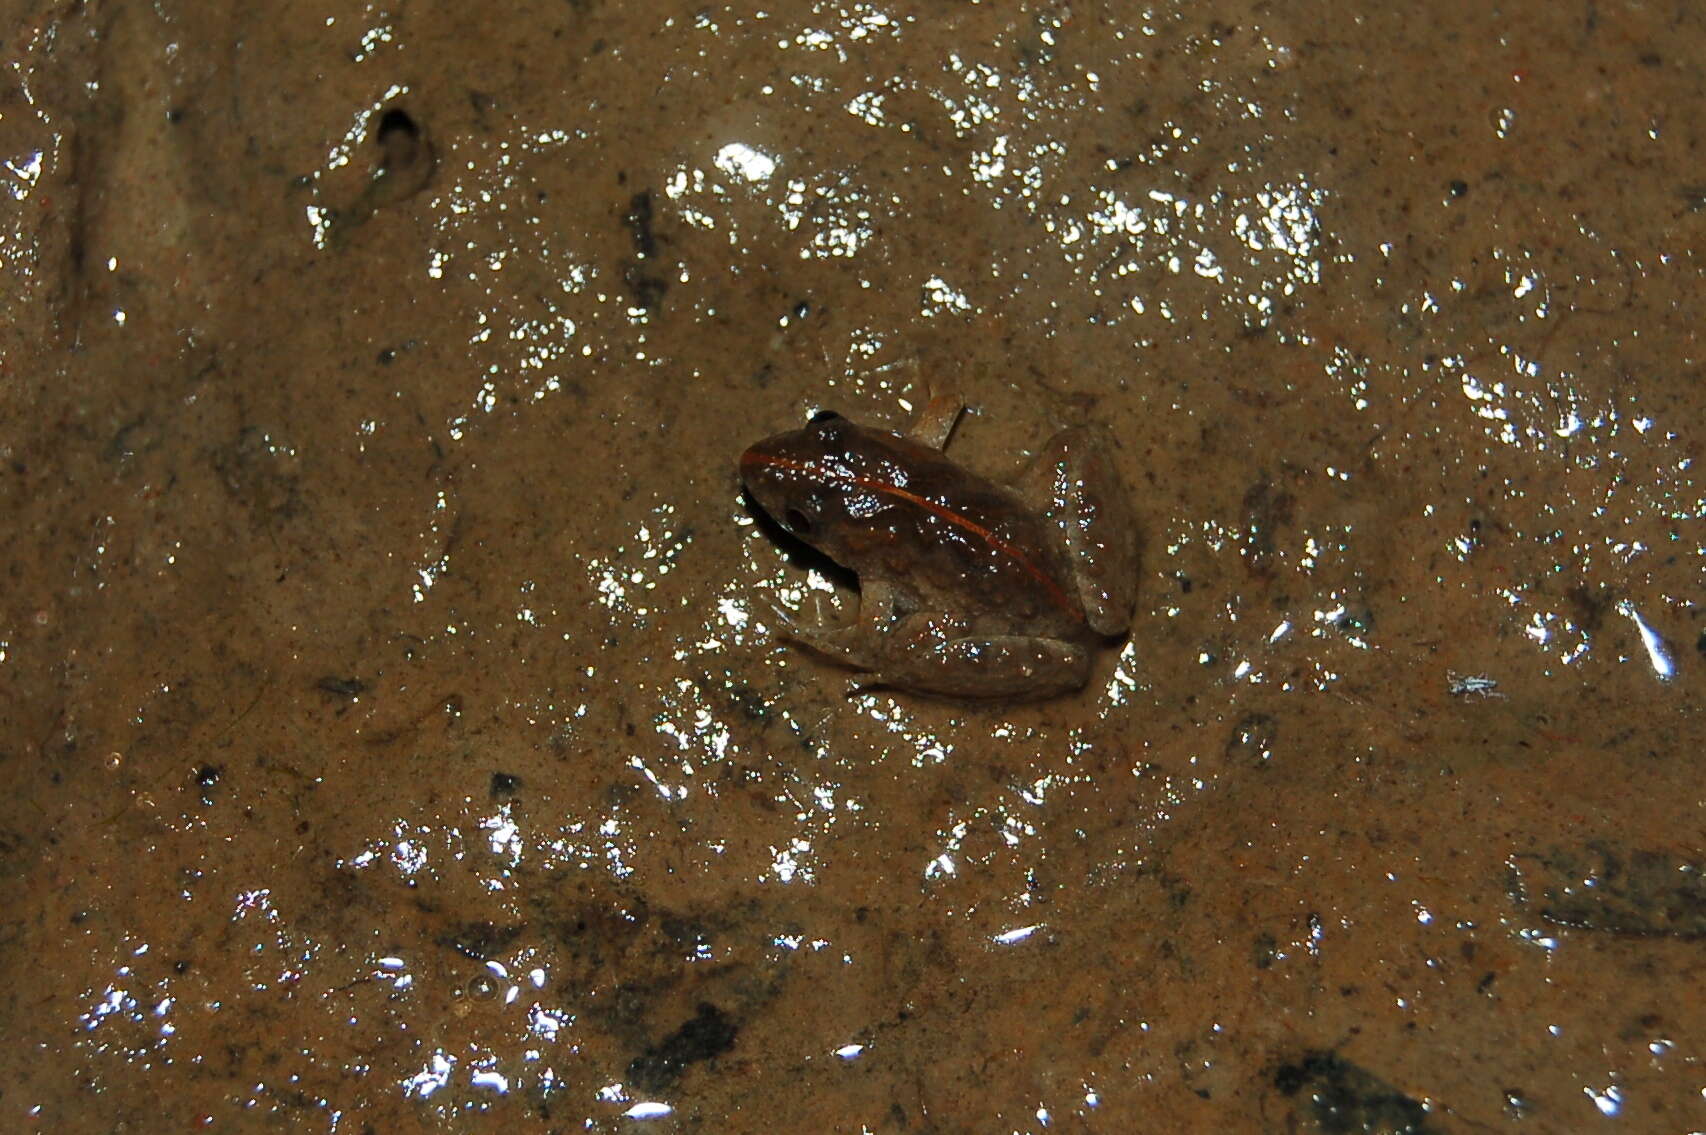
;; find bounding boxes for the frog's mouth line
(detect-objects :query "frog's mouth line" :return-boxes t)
[741,450,1085,626]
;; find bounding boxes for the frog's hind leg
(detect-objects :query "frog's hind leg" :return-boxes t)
[783,621,879,672]
[867,618,1091,700]
[1013,427,1139,636]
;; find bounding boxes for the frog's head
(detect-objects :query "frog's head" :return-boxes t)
[738,410,857,552]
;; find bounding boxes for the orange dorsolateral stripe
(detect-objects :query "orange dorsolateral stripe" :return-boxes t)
[742,450,1083,623]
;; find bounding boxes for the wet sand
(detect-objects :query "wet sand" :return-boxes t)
[1,0,1701,1130]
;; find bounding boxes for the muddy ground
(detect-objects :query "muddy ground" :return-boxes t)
[1,0,1701,1130]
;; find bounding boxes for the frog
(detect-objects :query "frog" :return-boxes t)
[739,395,1137,699]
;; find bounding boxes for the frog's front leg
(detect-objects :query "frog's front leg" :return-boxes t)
[775,579,902,672]
[861,357,962,450]
[867,615,1090,699]
[906,393,964,451]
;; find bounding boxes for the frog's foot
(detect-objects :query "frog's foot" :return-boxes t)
[867,624,1092,700]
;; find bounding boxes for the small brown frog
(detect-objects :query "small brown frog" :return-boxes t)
[739,396,1136,698]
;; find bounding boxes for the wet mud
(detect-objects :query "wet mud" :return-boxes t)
[1,0,1702,1130]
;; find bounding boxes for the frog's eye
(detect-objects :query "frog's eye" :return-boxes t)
[809,409,842,424]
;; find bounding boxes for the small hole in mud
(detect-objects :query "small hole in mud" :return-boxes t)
[376,107,419,142]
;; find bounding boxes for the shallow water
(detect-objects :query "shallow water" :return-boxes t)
[1,1,1701,1130]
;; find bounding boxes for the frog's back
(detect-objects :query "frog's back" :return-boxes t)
[823,426,1089,636]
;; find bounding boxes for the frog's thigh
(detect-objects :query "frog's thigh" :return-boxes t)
[875,629,1090,699]
[1014,427,1138,636]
